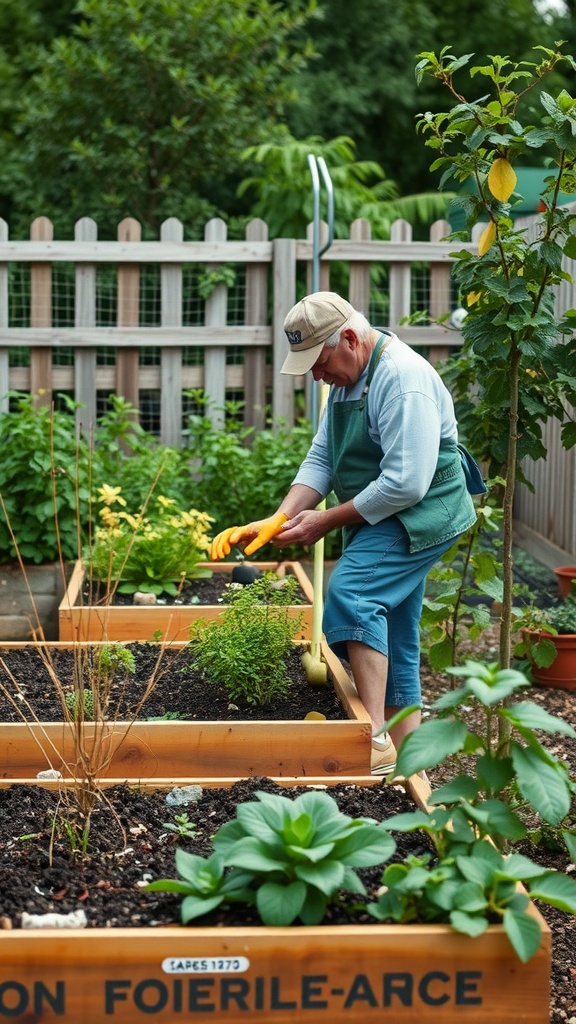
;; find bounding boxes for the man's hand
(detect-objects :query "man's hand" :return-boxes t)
[210,512,288,560]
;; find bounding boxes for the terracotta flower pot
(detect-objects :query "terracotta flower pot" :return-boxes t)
[523,628,576,690]
[553,566,576,600]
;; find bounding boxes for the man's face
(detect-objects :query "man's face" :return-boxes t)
[310,331,363,388]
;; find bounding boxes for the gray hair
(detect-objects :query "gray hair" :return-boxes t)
[323,309,372,349]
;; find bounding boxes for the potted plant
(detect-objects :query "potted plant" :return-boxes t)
[553,565,576,600]
[517,595,576,690]
[1,662,573,1024]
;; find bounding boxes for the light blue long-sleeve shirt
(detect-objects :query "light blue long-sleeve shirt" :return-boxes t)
[292,333,459,523]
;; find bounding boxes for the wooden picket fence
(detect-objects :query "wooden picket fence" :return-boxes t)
[0,214,471,438]
[0,212,574,559]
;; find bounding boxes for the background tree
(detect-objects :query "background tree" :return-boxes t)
[0,0,317,238]
[238,133,450,239]
[286,0,561,196]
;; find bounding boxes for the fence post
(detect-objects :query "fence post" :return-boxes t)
[349,218,371,314]
[0,218,8,411]
[389,219,412,334]
[160,217,183,446]
[244,218,268,432]
[272,237,296,426]
[116,217,141,419]
[428,219,452,365]
[74,217,97,436]
[203,217,227,430]
[30,216,53,405]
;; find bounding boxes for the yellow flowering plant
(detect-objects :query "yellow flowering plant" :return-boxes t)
[88,486,214,596]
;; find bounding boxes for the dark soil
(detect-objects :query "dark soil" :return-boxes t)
[0,549,574,1022]
[0,646,348,722]
[82,568,309,608]
[0,777,427,930]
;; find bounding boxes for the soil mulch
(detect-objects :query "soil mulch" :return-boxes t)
[0,645,348,722]
[0,777,427,931]
[82,568,308,607]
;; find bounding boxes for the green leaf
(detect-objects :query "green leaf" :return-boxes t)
[396,718,469,776]
[180,893,224,922]
[427,775,480,805]
[476,753,514,794]
[384,810,436,832]
[450,910,489,937]
[224,837,287,873]
[498,854,548,882]
[529,872,576,913]
[454,881,489,913]
[334,823,396,866]
[256,880,307,926]
[511,743,572,825]
[502,701,576,738]
[503,908,543,963]
[465,799,527,840]
[287,841,336,863]
[294,859,345,896]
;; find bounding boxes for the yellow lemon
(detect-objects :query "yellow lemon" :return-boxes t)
[488,157,517,202]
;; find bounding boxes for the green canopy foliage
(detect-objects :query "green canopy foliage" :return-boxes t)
[0,0,317,237]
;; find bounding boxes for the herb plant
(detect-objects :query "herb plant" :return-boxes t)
[146,788,396,926]
[189,574,305,705]
[163,813,198,840]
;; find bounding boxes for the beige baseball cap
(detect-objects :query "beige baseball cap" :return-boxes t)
[281,291,355,374]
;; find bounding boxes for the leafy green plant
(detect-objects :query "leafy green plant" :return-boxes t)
[189,574,305,705]
[92,395,197,512]
[65,686,95,721]
[146,788,396,925]
[514,594,576,673]
[368,661,576,962]
[88,486,214,596]
[0,391,91,564]
[163,813,198,840]
[421,489,504,671]
[183,394,325,558]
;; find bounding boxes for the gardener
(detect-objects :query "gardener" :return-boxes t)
[210,291,485,775]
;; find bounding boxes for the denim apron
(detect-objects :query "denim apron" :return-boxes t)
[326,334,479,553]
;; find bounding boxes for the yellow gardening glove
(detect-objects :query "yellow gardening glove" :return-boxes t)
[210,513,288,561]
[210,527,240,561]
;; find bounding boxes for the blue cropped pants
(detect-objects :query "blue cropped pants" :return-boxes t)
[322,516,456,707]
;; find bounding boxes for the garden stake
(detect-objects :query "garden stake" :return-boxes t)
[301,153,333,688]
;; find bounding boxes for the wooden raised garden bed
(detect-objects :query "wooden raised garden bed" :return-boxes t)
[0,640,373,784]
[0,774,551,1024]
[58,560,315,643]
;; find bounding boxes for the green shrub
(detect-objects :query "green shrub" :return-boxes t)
[188,574,304,705]
[0,392,91,564]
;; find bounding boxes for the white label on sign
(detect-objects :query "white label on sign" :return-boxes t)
[162,957,251,975]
